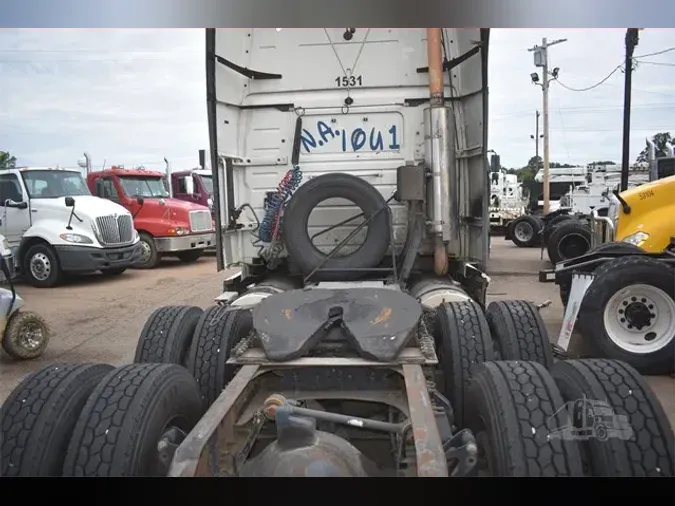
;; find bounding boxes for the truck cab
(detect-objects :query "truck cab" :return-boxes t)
[171,168,214,214]
[591,142,675,252]
[0,166,142,287]
[86,165,215,269]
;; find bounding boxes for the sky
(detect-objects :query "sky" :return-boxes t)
[1,28,674,171]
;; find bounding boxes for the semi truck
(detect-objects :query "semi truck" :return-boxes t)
[170,150,215,214]
[2,29,671,479]
[0,166,141,287]
[540,141,675,375]
[82,154,216,269]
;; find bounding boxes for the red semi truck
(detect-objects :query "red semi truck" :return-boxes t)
[83,156,215,269]
[170,168,214,213]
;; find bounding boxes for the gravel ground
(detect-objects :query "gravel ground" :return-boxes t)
[1,241,672,430]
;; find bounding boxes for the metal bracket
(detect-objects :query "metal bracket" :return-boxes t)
[556,272,595,351]
[444,429,478,477]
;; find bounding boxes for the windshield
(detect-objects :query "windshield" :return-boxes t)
[21,170,91,198]
[118,176,169,198]
[199,174,213,195]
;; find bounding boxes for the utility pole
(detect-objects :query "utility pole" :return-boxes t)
[621,29,640,192]
[529,37,567,214]
[530,110,542,159]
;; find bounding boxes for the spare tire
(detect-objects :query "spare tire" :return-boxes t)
[283,173,390,280]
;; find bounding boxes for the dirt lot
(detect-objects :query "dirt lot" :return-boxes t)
[1,241,673,429]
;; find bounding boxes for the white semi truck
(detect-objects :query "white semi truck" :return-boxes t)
[2,29,671,479]
[0,166,142,287]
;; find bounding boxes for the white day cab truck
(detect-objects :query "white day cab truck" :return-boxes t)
[1,29,671,478]
[0,166,142,287]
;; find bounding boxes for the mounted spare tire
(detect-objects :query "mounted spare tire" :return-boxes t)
[282,173,390,280]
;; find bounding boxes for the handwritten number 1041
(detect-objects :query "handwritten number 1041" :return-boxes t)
[335,75,363,87]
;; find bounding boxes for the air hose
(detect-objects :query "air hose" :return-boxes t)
[258,166,303,243]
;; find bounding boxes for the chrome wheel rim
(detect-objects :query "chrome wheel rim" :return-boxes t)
[603,284,675,354]
[29,253,51,281]
[514,222,534,243]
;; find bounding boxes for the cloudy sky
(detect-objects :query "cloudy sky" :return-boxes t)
[1,28,674,170]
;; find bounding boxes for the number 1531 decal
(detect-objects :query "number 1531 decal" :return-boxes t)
[335,75,363,87]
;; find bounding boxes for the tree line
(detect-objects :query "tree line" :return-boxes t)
[500,131,674,182]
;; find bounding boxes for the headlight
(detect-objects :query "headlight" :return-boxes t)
[622,231,649,246]
[168,227,188,236]
[60,233,94,244]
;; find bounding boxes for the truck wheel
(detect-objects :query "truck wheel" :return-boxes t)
[547,220,592,265]
[63,364,205,477]
[136,232,160,269]
[577,256,675,375]
[134,305,203,366]
[558,243,644,308]
[510,215,541,248]
[23,243,63,288]
[465,361,583,477]
[485,300,554,368]
[436,300,495,428]
[176,250,202,263]
[2,310,51,360]
[543,215,573,244]
[186,306,252,406]
[1,363,113,476]
[282,173,390,280]
[550,359,674,476]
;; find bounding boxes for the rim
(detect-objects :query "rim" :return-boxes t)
[29,252,51,281]
[17,322,45,351]
[140,240,153,264]
[603,283,675,354]
[156,417,188,476]
[557,233,590,260]
[514,221,534,242]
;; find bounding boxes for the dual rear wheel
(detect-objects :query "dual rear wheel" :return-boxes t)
[2,300,672,477]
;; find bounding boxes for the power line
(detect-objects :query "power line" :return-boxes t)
[633,46,675,58]
[637,60,675,67]
[555,64,623,92]
[553,45,675,93]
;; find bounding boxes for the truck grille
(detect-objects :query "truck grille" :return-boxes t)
[96,215,134,245]
[189,210,212,232]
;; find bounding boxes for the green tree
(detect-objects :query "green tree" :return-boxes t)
[0,151,17,170]
[589,160,617,166]
[636,132,673,162]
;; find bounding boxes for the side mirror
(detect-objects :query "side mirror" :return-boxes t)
[65,196,75,207]
[5,199,29,209]
[136,196,144,206]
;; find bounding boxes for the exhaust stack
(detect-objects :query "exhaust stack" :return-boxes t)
[83,152,92,174]
[424,28,457,276]
[164,157,173,196]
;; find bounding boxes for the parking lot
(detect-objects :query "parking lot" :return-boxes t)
[1,242,673,429]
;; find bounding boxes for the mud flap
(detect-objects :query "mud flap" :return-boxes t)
[556,273,595,351]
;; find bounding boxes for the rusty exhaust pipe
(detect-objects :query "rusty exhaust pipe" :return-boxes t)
[426,28,444,106]
[426,28,448,276]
